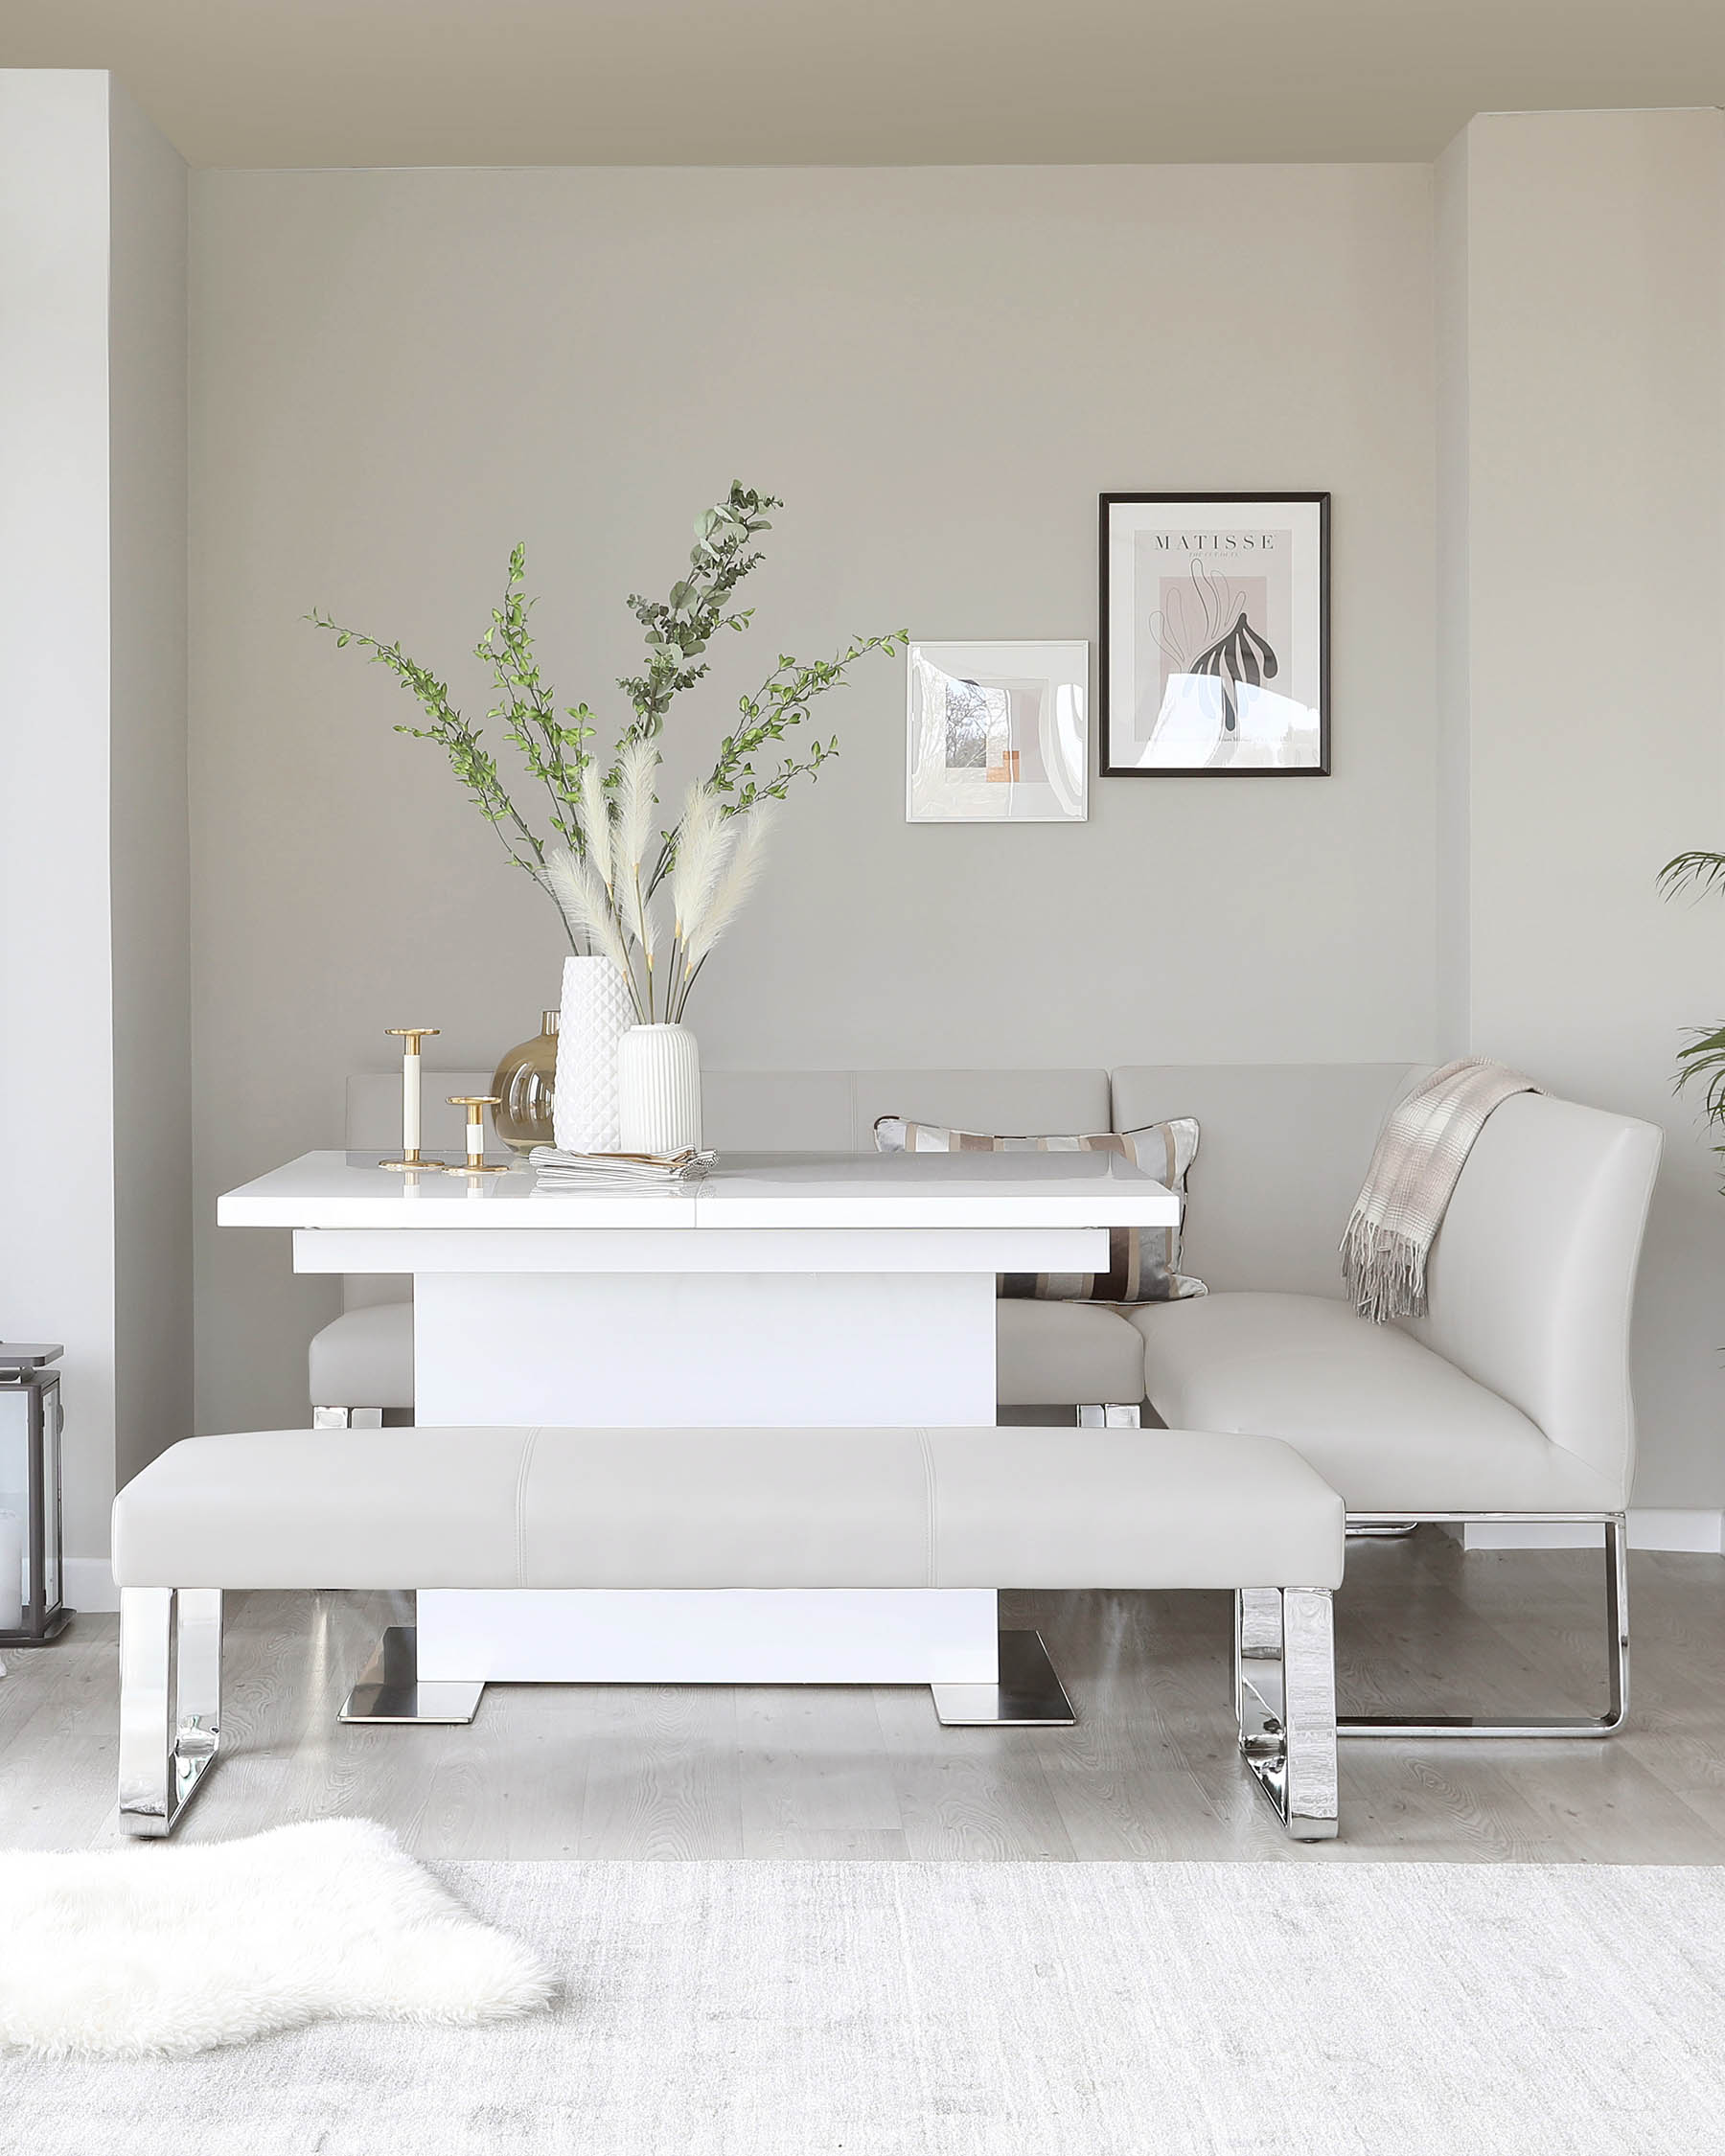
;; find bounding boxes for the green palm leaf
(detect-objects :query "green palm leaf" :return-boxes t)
[1658,851,1725,902]
[1662,850,1725,1182]
[1676,1023,1725,1124]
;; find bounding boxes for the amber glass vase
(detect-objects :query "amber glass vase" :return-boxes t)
[490,1009,560,1154]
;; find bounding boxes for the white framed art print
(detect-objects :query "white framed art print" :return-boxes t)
[906,640,1090,823]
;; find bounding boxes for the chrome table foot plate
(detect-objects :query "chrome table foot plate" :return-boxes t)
[931,1628,1075,1727]
[1235,1586,1340,1841]
[119,1587,223,1838]
[340,1624,485,1724]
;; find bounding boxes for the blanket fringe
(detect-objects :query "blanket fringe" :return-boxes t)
[1341,1217,1429,1324]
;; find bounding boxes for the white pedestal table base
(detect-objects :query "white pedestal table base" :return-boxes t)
[411,1270,1000,1689]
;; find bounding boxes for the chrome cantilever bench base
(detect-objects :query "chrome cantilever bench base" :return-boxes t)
[118,1588,223,1838]
[1338,1512,1629,1740]
[1233,1586,1340,1841]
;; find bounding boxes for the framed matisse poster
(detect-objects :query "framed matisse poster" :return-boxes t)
[906,640,1089,822]
[1099,493,1329,775]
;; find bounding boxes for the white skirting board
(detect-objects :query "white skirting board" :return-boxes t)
[1451,1510,1725,1554]
[61,1557,122,1613]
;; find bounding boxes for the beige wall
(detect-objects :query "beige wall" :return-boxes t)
[108,80,193,1494]
[0,71,190,1582]
[189,163,1440,1435]
[1438,108,1725,1508]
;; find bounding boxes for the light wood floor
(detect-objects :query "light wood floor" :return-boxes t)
[4,1532,1724,1861]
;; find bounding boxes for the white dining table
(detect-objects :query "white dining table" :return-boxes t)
[218,1148,1180,1714]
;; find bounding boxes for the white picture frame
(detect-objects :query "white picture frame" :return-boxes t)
[905,640,1090,824]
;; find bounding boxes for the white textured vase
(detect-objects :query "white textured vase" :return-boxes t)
[617,1023,703,1154]
[553,954,632,1153]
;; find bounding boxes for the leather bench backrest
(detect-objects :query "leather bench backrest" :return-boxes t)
[1111,1064,1425,1296]
[1408,1091,1661,1495]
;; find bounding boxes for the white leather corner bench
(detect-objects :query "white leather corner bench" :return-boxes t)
[111,1423,1346,1843]
[1132,1087,1660,1738]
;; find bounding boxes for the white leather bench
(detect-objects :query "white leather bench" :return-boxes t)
[111,1424,1346,1843]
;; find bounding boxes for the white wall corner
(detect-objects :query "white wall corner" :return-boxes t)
[0,69,121,1562]
[1441,106,1725,1516]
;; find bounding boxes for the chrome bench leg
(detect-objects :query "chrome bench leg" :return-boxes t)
[1235,1585,1340,1841]
[1076,1404,1142,1429]
[1339,1513,1629,1738]
[119,1587,223,1838]
[313,1407,384,1430]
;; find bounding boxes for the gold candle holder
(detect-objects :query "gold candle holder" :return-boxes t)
[448,1094,507,1174]
[381,1026,442,1171]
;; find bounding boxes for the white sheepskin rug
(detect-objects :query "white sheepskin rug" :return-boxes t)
[0,1817,556,2058]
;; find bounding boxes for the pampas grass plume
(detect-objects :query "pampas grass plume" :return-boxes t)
[580,759,612,895]
[670,783,730,949]
[682,803,775,971]
[542,850,641,1017]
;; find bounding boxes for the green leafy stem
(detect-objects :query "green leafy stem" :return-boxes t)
[310,482,906,951]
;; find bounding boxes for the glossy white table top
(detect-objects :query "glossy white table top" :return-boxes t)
[217,1149,1182,1232]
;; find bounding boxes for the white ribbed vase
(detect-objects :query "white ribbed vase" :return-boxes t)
[617,1024,702,1155]
[552,954,632,1153]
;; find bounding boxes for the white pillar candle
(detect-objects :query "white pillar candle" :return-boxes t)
[0,1512,23,1632]
[402,1048,421,1153]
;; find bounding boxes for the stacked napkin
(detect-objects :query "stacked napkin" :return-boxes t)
[528,1146,715,1190]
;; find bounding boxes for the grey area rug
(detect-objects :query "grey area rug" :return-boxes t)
[0,1859,1716,2155]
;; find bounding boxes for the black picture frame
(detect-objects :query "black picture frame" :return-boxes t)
[1098,492,1330,777]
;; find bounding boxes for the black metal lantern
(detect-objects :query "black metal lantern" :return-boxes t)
[0,1343,72,1646]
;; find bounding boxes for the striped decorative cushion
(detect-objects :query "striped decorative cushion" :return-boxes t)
[873,1115,1208,1305]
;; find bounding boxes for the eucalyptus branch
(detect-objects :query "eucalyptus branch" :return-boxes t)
[312,487,900,1011]
[642,629,908,899]
[617,482,778,743]
[477,544,594,850]
[308,610,548,880]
